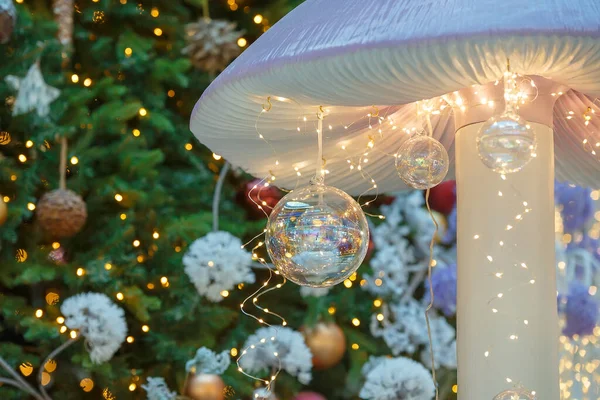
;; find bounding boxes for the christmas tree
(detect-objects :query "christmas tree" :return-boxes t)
[1,1,599,400]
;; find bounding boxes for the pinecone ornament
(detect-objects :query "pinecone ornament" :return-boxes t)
[0,0,16,44]
[182,18,244,74]
[37,189,87,238]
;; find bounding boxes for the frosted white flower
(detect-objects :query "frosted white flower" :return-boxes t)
[185,347,230,374]
[371,300,457,368]
[419,317,457,369]
[239,326,312,384]
[376,192,435,257]
[60,292,127,363]
[360,356,435,400]
[141,377,177,400]
[363,240,415,298]
[183,231,255,302]
[300,286,330,298]
[370,300,427,354]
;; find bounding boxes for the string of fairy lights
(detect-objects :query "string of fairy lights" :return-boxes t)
[4,2,600,398]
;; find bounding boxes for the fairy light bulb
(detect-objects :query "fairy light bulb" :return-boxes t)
[265,181,369,288]
[395,134,449,189]
[477,72,536,174]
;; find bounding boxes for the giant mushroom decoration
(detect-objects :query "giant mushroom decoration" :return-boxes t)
[190,0,600,398]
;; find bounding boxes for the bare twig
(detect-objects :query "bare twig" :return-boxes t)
[38,339,79,400]
[0,357,44,400]
[0,377,26,391]
[400,265,428,304]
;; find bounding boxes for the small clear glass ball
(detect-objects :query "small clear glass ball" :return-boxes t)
[493,387,537,400]
[395,135,449,190]
[476,114,537,174]
[266,183,369,288]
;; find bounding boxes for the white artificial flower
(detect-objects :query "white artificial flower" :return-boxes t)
[370,300,426,354]
[419,317,457,369]
[365,192,447,300]
[363,240,414,298]
[60,292,127,363]
[183,231,255,302]
[370,299,456,369]
[239,326,312,384]
[299,286,330,298]
[360,356,435,400]
[141,377,177,400]
[185,347,230,374]
[376,192,436,257]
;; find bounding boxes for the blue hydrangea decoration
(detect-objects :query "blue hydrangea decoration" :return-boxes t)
[555,181,594,233]
[425,263,457,317]
[562,282,599,337]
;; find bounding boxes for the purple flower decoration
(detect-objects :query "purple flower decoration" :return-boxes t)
[442,206,457,245]
[425,263,457,317]
[555,181,594,233]
[562,282,599,337]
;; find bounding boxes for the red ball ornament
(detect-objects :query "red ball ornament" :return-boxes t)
[238,179,283,219]
[427,180,456,215]
[294,392,327,400]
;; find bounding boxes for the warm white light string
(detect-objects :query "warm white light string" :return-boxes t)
[421,103,443,400]
[236,104,291,395]
[232,63,600,398]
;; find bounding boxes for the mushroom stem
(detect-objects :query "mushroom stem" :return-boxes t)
[455,121,559,399]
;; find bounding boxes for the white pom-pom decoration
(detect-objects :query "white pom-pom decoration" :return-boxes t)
[239,326,313,384]
[360,356,435,400]
[141,377,177,400]
[183,231,255,302]
[60,292,127,363]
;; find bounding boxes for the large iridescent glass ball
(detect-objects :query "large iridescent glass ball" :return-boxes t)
[493,387,537,400]
[266,183,369,288]
[476,114,537,174]
[395,135,449,190]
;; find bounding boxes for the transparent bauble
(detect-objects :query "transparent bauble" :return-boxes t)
[476,113,537,174]
[395,135,449,190]
[266,182,369,288]
[493,387,537,400]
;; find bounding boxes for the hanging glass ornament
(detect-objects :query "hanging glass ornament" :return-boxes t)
[477,70,537,174]
[266,180,369,288]
[395,134,449,190]
[476,114,536,174]
[493,386,537,400]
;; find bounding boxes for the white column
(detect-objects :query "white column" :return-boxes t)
[455,122,559,399]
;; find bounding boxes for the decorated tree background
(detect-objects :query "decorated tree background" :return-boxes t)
[1,1,599,400]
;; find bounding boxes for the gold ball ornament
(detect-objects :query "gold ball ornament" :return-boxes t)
[183,372,225,400]
[303,322,346,370]
[0,198,7,226]
[36,189,87,238]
